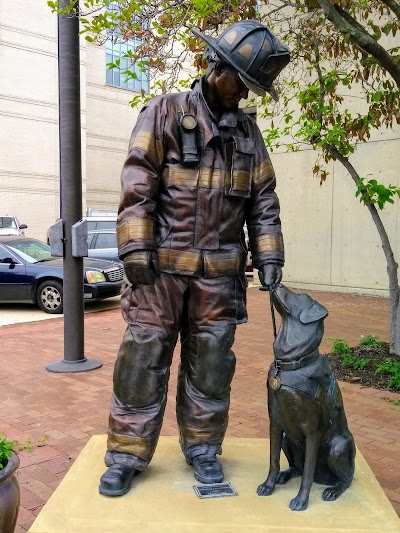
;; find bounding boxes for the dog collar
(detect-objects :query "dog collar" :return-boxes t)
[274,350,320,372]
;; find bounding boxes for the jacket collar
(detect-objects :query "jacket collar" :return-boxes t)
[191,77,247,145]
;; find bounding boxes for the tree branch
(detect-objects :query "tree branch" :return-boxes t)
[380,0,400,21]
[317,0,400,87]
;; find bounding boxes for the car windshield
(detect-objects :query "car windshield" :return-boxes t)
[0,217,17,229]
[7,239,53,264]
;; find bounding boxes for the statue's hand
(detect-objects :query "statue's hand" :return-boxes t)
[258,263,282,290]
[122,250,159,286]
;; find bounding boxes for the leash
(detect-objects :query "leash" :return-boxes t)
[259,285,277,338]
[259,284,281,389]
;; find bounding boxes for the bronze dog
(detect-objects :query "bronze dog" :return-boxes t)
[257,285,356,511]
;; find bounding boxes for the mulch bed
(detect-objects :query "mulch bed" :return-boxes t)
[323,343,400,394]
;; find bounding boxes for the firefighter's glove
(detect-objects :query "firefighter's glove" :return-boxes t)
[258,263,282,291]
[122,250,160,286]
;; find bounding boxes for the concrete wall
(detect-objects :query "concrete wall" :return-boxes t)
[268,133,400,297]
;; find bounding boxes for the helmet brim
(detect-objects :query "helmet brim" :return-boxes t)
[192,27,279,101]
[238,73,266,97]
[238,73,279,101]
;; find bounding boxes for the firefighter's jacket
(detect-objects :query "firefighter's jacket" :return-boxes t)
[116,77,284,278]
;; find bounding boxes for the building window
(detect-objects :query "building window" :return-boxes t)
[106,38,149,92]
[105,2,149,93]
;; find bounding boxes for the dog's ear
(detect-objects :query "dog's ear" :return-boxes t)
[300,301,328,324]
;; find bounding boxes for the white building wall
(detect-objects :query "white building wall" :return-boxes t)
[0,1,61,242]
[85,43,139,214]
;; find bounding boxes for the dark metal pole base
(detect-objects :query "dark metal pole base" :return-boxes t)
[46,358,102,373]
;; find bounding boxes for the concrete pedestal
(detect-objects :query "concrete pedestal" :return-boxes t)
[29,436,400,532]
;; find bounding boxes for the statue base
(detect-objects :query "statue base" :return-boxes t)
[29,436,400,532]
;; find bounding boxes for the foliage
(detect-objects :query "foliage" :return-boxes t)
[331,338,351,355]
[0,435,16,469]
[48,0,259,98]
[356,179,400,210]
[0,433,49,469]
[331,338,372,368]
[377,358,400,389]
[257,3,400,359]
[330,336,400,390]
[359,334,388,347]
[257,2,400,190]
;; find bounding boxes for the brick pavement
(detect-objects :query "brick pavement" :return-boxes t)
[0,286,399,531]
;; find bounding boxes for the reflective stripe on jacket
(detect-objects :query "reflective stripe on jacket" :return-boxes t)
[117,77,284,277]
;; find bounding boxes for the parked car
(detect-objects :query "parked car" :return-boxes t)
[0,216,27,236]
[87,229,120,263]
[0,236,124,314]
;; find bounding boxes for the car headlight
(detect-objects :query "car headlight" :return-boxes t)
[86,271,106,283]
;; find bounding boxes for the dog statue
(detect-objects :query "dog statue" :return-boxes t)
[257,284,356,511]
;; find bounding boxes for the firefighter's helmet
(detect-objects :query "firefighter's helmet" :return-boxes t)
[192,20,290,101]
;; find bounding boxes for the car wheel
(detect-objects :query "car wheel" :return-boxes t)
[36,280,63,314]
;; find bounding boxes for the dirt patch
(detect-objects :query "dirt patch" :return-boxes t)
[324,343,400,393]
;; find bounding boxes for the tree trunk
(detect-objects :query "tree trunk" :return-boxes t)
[327,145,400,356]
[388,265,400,356]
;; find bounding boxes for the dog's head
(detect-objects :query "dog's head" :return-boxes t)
[272,285,328,360]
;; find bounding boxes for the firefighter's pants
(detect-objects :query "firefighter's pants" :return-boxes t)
[105,273,247,467]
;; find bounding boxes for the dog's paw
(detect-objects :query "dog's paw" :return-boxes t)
[289,495,309,511]
[322,485,342,501]
[257,482,275,496]
[276,467,297,485]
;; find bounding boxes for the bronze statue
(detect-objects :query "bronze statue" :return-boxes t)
[257,284,356,510]
[99,20,290,497]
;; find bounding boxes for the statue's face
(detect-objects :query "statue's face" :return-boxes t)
[214,69,249,110]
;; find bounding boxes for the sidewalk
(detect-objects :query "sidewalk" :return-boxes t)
[0,286,399,531]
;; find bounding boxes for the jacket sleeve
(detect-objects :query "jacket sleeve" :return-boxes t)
[116,96,166,259]
[246,121,284,268]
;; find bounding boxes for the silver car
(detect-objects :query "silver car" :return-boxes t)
[0,216,27,236]
[87,229,120,263]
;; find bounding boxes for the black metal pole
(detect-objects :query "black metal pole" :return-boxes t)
[47,0,101,373]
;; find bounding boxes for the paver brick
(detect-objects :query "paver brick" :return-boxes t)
[19,485,45,507]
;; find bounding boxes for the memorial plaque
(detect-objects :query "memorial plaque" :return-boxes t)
[193,482,237,499]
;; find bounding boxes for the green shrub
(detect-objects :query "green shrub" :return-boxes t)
[359,334,388,348]
[330,336,399,391]
[331,338,357,366]
[0,435,17,469]
[331,338,351,355]
[353,357,371,370]
[377,358,400,390]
